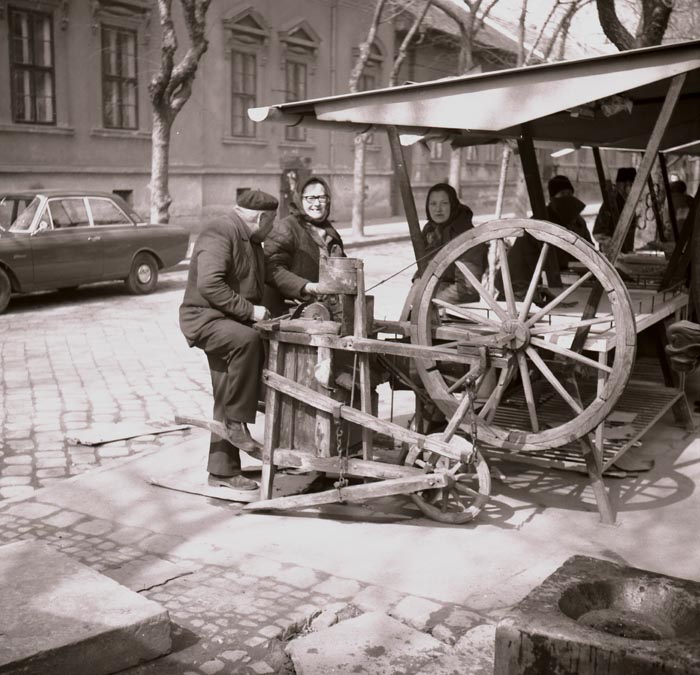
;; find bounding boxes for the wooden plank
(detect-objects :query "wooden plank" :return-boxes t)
[271,448,423,480]
[386,125,427,273]
[244,473,448,511]
[69,420,189,446]
[261,339,284,499]
[263,370,469,463]
[315,346,334,458]
[355,261,374,460]
[150,475,259,503]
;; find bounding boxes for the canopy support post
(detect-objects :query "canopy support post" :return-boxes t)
[517,124,561,286]
[387,125,427,274]
[592,147,619,224]
[572,72,687,353]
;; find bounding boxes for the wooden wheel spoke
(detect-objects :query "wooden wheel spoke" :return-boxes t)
[518,242,550,322]
[453,483,481,499]
[525,347,583,414]
[530,337,613,373]
[446,371,471,394]
[530,316,615,335]
[516,352,539,432]
[455,261,509,321]
[525,272,593,327]
[432,299,501,328]
[497,239,517,317]
[479,363,516,422]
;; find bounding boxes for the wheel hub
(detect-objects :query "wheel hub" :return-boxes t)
[137,265,152,284]
[500,319,530,350]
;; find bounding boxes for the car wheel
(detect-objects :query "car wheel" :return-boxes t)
[0,268,11,314]
[125,253,159,295]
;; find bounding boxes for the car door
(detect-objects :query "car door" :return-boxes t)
[86,197,136,279]
[31,198,104,287]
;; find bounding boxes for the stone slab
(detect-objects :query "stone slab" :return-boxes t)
[494,555,700,675]
[287,611,453,675]
[0,540,171,675]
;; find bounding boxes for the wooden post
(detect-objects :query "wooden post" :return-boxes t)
[261,338,284,500]
[516,124,561,286]
[647,174,666,243]
[354,260,374,460]
[592,147,619,224]
[386,125,427,274]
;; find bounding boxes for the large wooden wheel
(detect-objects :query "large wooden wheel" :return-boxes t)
[411,219,637,452]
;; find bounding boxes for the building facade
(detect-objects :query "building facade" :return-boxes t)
[1,0,631,227]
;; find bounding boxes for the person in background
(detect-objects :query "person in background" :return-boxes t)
[593,167,638,256]
[419,182,486,304]
[179,189,278,492]
[264,176,345,317]
[669,179,695,229]
[546,174,593,269]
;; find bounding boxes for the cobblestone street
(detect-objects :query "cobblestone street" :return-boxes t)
[0,239,416,500]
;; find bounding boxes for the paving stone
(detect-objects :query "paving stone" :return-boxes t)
[286,611,446,675]
[43,510,86,528]
[140,533,185,555]
[1,465,33,476]
[4,502,59,520]
[443,607,485,632]
[259,624,282,639]
[274,565,320,589]
[0,476,32,486]
[352,586,403,613]
[250,661,274,674]
[390,595,444,631]
[108,526,151,545]
[3,455,33,465]
[199,658,225,674]
[0,486,35,500]
[105,556,195,593]
[0,540,171,675]
[73,519,113,536]
[314,576,362,599]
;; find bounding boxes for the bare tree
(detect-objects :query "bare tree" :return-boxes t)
[348,0,388,237]
[149,0,211,224]
[595,0,674,50]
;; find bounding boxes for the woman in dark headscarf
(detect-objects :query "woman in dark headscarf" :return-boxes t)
[420,182,486,304]
[264,176,345,317]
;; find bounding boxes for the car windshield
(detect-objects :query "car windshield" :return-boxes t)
[9,198,40,232]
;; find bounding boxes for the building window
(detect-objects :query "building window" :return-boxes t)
[285,60,307,141]
[279,21,320,143]
[231,49,257,137]
[102,25,138,129]
[9,7,56,124]
[429,141,444,161]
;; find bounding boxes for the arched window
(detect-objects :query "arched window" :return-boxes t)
[224,9,269,138]
[279,20,320,142]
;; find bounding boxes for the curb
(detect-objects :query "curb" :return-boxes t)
[163,232,413,274]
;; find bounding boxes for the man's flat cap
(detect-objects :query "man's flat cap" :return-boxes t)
[237,189,279,211]
[615,167,637,183]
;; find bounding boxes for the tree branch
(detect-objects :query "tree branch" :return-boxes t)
[389,0,432,86]
[595,0,636,49]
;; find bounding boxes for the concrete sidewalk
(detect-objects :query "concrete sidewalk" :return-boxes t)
[1,378,699,673]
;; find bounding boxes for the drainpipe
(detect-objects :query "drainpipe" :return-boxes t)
[329,0,338,187]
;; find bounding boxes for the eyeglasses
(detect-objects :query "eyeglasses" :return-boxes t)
[303,195,329,203]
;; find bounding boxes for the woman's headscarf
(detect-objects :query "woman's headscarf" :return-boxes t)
[425,182,463,226]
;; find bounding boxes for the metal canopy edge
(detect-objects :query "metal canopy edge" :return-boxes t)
[249,39,700,153]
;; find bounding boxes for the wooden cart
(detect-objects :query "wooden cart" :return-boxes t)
[216,41,700,525]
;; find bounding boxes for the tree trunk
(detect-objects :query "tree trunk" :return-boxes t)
[151,108,173,224]
[449,147,462,191]
[352,134,368,236]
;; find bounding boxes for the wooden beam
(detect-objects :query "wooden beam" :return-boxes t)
[387,125,427,273]
[269,448,423,480]
[244,473,448,512]
[354,260,374,460]
[263,370,473,463]
[517,124,561,286]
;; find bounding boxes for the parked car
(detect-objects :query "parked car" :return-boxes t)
[0,191,190,313]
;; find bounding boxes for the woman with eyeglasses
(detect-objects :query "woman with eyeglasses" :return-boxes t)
[264,176,346,316]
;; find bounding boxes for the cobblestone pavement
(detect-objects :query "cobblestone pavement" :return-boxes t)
[0,496,500,675]
[0,239,417,502]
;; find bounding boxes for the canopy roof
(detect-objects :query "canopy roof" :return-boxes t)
[249,40,700,154]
